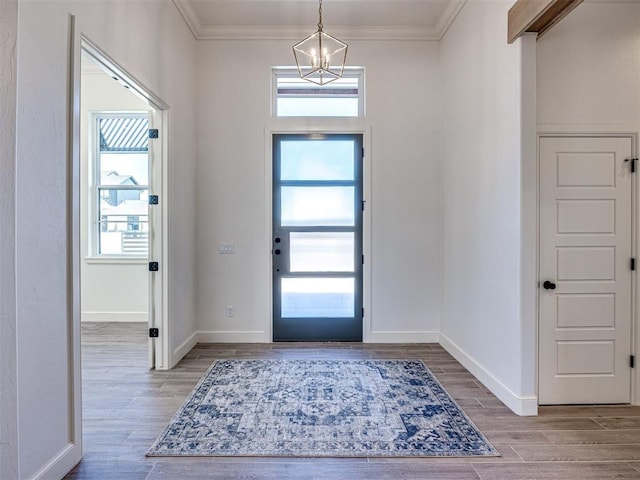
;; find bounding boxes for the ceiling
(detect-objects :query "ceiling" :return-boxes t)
[172,0,468,40]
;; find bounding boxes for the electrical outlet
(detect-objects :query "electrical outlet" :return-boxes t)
[219,243,234,254]
[225,306,235,317]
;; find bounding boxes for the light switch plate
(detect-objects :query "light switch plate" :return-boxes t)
[219,243,234,254]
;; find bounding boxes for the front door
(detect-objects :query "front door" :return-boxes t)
[272,134,363,341]
[539,136,633,404]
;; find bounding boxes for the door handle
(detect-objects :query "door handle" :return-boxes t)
[543,280,556,290]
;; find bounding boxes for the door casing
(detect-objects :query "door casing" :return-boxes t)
[79,37,170,369]
[265,126,371,343]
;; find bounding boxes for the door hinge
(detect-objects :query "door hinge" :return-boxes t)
[631,355,635,368]
[149,261,159,272]
[149,195,159,205]
[626,158,637,173]
[362,254,364,265]
[148,128,159,139]
[632,258,636,271]
[362,307,364,317]
[362,147,365,158]
[149,328,159,338]
[362,200,366,211]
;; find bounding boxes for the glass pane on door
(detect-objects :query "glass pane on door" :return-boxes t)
[281,186,355,226]
[289,232,355,272]
[281,140,355,180]
[281,278,355,318]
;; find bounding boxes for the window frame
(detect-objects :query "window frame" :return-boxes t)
[271,67,365,118]
[89,111,150,259]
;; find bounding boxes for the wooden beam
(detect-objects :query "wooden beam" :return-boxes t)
[508,0,584,44]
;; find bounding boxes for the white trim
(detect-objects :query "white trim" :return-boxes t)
[266,128,369,343]
[263,128,274,342]
[172,331,199,366]
[81,311,148,323]
[58,13,83,479]
[196,25,441,41]
[84,256,147,265]
[367,331,439,344]
[439,333,539,416]
[159,108,171,371]
[29,443,79,480]
[171,0,202,40]
[633,133,639,406]
[520,33,539,411]
[171,0,468,41]
[435,0,468,39]
[80,37,171,371]
[362,127,372,343]
[81,37,169,110]
[197,330,270,343]
[538,123,640,134]
[88,111,151,258]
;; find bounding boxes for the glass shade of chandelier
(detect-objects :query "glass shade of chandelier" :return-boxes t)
[292,0,348,85]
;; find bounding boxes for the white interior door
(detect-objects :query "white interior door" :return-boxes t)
[539,136,633,405]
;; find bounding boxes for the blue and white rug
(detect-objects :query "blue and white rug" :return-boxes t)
[147,359,499,457]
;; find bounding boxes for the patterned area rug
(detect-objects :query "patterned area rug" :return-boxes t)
[147,359,499,457]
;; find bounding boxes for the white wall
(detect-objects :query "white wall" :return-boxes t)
[537,1,640,401]
[80,70,151,322]
[537,2,640,132]
[194,39,442,343]
[440,0,537,415]
[13,0,197,477]
[0,1,18,477]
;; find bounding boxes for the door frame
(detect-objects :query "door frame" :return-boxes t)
[75,35,171,369]
[264,125,372,342]
[537,132,639,405]
[271,133,364,341]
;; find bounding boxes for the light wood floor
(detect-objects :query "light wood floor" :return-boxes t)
[65,322,640,479]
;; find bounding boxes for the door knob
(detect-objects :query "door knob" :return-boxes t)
[543,280,556,290]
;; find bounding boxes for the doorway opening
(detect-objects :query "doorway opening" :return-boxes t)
[79,38,168,369]
[272,134,364,341]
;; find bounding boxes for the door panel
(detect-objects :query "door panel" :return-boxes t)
[539,136,633,405]
[273,134,363,341]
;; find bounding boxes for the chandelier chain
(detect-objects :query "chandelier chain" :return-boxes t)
[318,0,323,31]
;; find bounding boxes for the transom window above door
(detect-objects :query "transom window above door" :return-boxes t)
[272,68,364,118]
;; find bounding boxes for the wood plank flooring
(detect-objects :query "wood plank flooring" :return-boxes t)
[65,323,640,479]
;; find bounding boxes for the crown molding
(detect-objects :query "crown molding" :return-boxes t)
[172,0,203,40]
[173,0,469,41]
[435,0,467,39]
[198,25,442,41]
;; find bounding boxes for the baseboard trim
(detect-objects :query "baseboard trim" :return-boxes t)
[196,330,269,343]
[367,330,439,343]
[81,311,147,323]
[439,333,538,416]
[172,331,199,368]
[30,442,81,480]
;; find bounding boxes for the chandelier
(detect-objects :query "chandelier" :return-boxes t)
[292,0,348,85]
